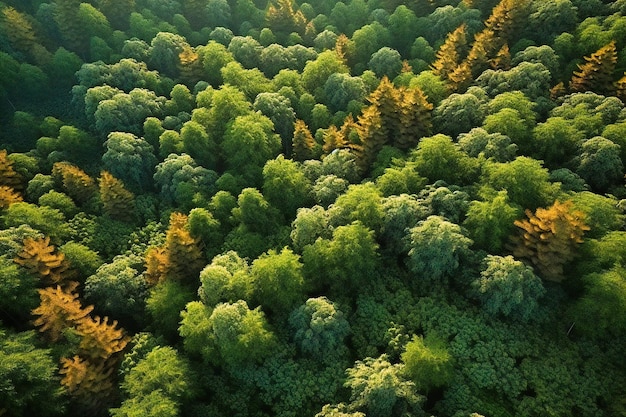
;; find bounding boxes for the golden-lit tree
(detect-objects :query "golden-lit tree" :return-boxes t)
[322,125,347,155]
[143,213,204,284]
[484,0,530,41]
[0,149,23,190]
[32,282,93,342]
[59,355,115,411]
[99,171,135,222]
[335,34,354,66]
[14,236,71,285]
[1,7,37,55]
[570,41,618,96]
[0,185,23,209]
[431,24,468,81]
[292,119,316,161]
[396,86,433,150]
[491,43,511,70]
[76,315,130,361]
[52,162,97,204]
[510,200,590,282]
[178,45,203,86]
[267,0,307,36]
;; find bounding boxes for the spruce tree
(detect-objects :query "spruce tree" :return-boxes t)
[570,41,618,96]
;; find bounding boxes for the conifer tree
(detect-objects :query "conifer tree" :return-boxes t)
[570,41,618,96]
[431,24,467,81]
[54,0,87,52]
[14,236,71,285]
[322,125,347,155]
[267,0,307,36]
[292,119,316,161]
[32,282,93,342]
[163,212,204,282]
[0,150,23,190]
[0,185,22,209]
[144,246,169,286]
[99,171,135,222]
[52,162,97,204]
[76,315,130,361]
[510,200,590,282]
[491,43,511,70]
[335,34,354,66]
[59,355,115,411]
[396,86,433,150]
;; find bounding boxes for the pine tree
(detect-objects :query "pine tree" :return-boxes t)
[32,282,93,342]
[14,236,71,285]
[335,34,353,66]
[267,0,307,36]
[76,315,130,361]
[431,24,468,81]
[292,119,316,161]
[322,125,347,155]
[52,162,97,204]
[59,355,115,411]
[0,150,23,190]
[99,171,135,222]
[491,43,511,70]
[570,41,618,96]
[484,0,529,41]
[0,185,22,209]
[163,212,205,282]
[510,200,590,282]
[396,86,433,150]
[144,246,169,286]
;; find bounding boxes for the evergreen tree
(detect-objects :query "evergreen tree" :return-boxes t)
[510,200,590,282]
[292,119,316,161]
[570,41,617,96]
[431,24,468,81]
[14,236,71,285]
[0,150,23,190]
[99,171,135,222]
[51,162,97,205]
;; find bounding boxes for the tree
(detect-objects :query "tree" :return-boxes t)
[569,41,617,95]
[222,113,282,183]
[94,89,166,136]
[411,134,478,185]
[458,128,517,162]
[180,300,277,366]
[119,346,195,407]
[292,120,317,161]
[180,120,219,170]
[344,355,423,417]
[532,117,584,169]
[288,296,350,361]
[576,136,624,192]
[368,47,403,79]
[99,171,136,222]
[253,92,296,154]
[0,329,65,417]
[200,40,234,87]
[32,282,92,342]
[14,236,71,285]
[302,222,379,294]
[266,0,307,38]
[463,190,521,253]
[0,150,23,191]
[75,314,130,362]
[388,5,419,56]
[302,50,349,100]
[197,250,253,307]
[471,255,545,322]
[329,183,384,232]
[510,200,590,282]
[262,155,312,219]
[98,0,136,29]
[251,247,305,314]
[482,156,557,210]
[431,24,467,81]
[407,215,472,287]
[401,334,454,391]
[1,7,38,56]
[432,90,486,138]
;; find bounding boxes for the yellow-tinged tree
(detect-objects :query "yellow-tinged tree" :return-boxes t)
[510,200,590,282]
[266,0,307,36]
[1,7,38,55]
[99,171,135,222]
[431,24,467,81]
[59,355,115,410]
[570,41,618,96]
[322,125,347,155]
[0,150,23,190]
[397,86,433,150]
[0,185,22,209]
[32,282,93,342]
[144,246,169,286]
[292,119,316,161]
[491,43,511,70]
[52,162,97,204]
[178,45,203,86]
[163,212,204,282]
[14,236,71,285]
[76,315,130,361]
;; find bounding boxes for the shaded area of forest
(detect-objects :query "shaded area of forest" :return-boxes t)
[1,0,626,416]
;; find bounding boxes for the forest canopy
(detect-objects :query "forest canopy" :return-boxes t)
[1,0,626,416]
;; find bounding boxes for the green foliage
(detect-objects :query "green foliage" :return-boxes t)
[329,182,384,232]
[0,329,66,417]
[407,215,472,287]
[401,334,454,391]
[410,134,479,185]
[198,251,253,307]
[146,280,195,342]
[576,136,624,193]
[345,355,423,417]
[472,255,545,322]
[2,202,69,243]
[0,255,38,323]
